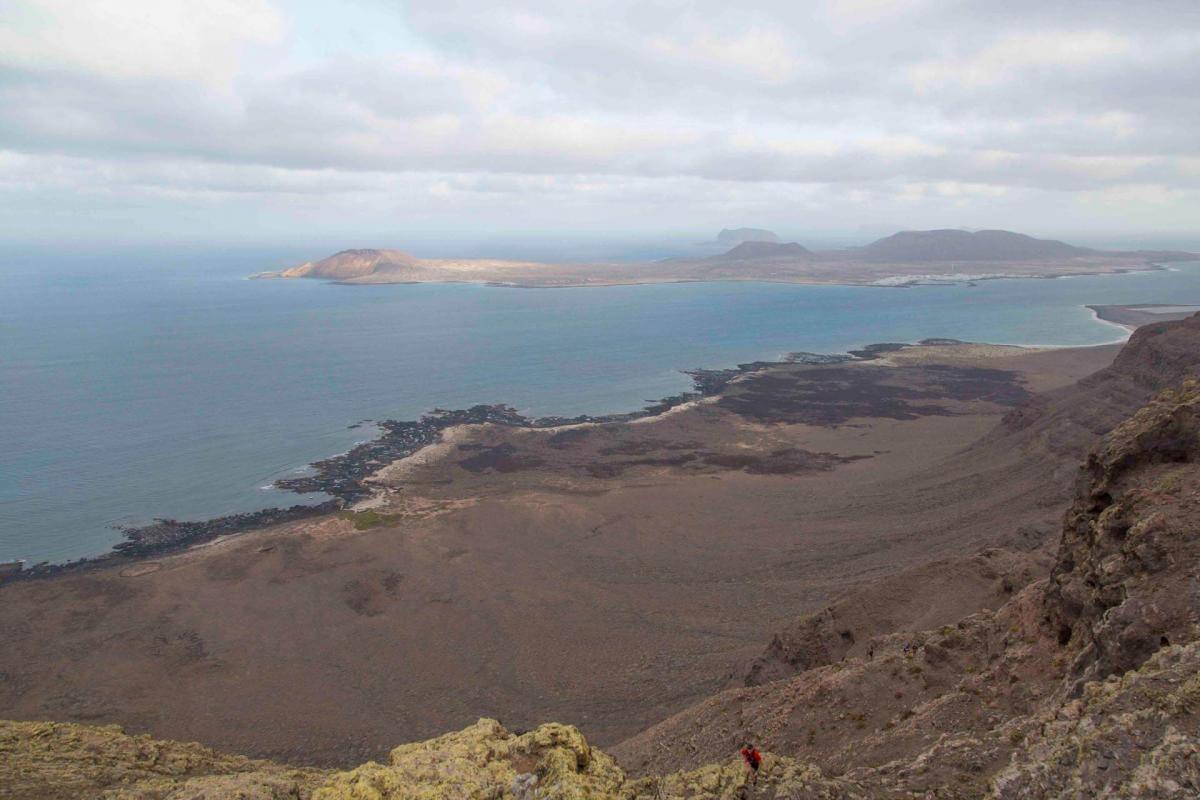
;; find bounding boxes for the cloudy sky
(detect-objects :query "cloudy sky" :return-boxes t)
[2,0,1199,244]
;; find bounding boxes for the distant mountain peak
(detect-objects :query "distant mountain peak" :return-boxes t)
[860,229,1093,262]
[717,227,780,245]
[720,241,811,260]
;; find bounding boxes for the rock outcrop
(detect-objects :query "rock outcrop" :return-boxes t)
[1045,380,1200,693]
[0,719,325,799]
[1,716,861,800]
[991,642,1200,798]
[313,719,625,800]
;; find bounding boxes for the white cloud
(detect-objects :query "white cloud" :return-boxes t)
[650,28,806,84]
[0,0,284,84]
[822,0,931,27]
[0,0,1198,238]
[910,30,1132,91]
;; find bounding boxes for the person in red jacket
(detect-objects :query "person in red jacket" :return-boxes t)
[740,742,762,785]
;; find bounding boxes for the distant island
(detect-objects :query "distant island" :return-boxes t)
[255,228,1197,288]
[715,227,780,245]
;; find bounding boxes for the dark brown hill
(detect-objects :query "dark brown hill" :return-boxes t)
[717,240,811,260]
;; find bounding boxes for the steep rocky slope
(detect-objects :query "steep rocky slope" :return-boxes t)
[733,547,1051,687]
[730,314,1200,693]
[993,313,1200,465]
[6,380,1199,798]
[613,379,1200,796]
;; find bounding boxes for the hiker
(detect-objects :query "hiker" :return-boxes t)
[740,742,762,785]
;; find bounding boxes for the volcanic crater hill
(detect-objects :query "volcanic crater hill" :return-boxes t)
[278,248,436,281]
[6,379,1200,798]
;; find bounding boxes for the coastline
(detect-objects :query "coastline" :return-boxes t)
[2,335,1056,581]
[0,328,1133,763]
[1088,302,1200,331]
[252,262,1176,291]
[1,362,752,580]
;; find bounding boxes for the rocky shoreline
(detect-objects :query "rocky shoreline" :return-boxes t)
[3,339,973,583]
[268,363,768,503]
[2,366,751,582]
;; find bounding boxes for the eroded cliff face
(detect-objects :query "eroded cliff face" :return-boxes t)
[5,383,1200,799]
[1045,380,1200,693]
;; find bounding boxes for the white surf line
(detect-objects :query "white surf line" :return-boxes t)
[1085,306,1138,341]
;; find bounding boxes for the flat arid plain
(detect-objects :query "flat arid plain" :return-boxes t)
[0,333,1125,766]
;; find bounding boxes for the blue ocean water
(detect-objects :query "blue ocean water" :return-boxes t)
[2,243,1199,564]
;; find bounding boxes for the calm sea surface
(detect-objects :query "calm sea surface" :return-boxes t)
[3,244,1199,563]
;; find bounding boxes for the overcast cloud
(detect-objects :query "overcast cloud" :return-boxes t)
[1,0,1198,242]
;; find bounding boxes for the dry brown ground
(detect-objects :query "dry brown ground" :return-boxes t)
[0,343,1118,768]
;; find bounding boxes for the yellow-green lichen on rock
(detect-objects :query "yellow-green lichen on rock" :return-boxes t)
[312,719,857,800]
[988,642,1200,798]
[626,754,863,800]
[313,718,626,800]
[1,715,844,800]
[0,719,327,799]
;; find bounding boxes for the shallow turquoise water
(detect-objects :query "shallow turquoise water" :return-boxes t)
[2,244,1199,563]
